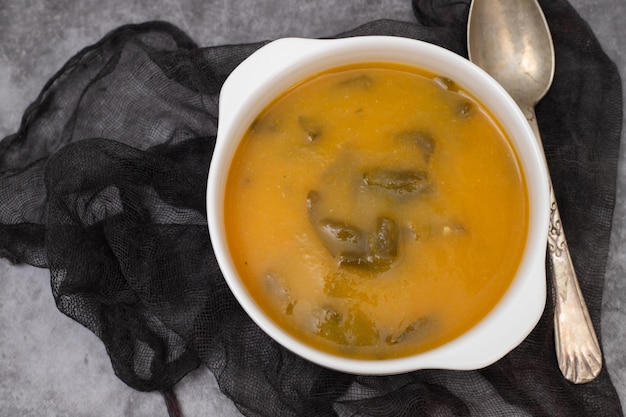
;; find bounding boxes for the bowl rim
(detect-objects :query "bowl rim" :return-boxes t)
[207,35,550,375]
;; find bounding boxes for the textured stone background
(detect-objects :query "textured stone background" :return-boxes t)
[0,0,624,415]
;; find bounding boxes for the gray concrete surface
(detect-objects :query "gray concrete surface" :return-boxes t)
[0,0,624,415]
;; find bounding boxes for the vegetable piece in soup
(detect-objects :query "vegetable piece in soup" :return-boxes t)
[224,62,528,359]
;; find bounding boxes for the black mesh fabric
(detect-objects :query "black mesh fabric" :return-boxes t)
[0,0,623,415]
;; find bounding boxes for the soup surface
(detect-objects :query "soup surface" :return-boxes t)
[224,63,528,359]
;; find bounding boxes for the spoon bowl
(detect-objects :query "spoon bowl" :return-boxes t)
[468,0,555,114]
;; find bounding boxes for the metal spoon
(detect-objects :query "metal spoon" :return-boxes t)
[467,0,602,384]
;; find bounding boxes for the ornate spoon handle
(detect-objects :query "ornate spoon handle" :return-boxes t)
[527,110,602,384]
[547,184,602,383]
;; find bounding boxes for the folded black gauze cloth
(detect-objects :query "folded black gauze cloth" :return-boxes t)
[0,0,623,415]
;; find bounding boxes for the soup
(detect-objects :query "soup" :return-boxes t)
[224,63,528,359]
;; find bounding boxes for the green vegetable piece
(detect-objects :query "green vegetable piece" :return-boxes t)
[363,169,431,195]
[339,74,374,90]
[316,307,347,345]
[346,307,379,347]
[369,217,398,264]
[456,100,474,118]
[395,129,435,161]
[337,252,393,272]
[307,190,368,259]
[316,305,379,347]
[285,301,297,315]
[265,272,298,316]
[434,76,460,92]
[320,220,362,244]
[433,77,474,120]
[306,190,320,213]
[317,219,367,258]
[385,317,431,345]
[337,252,372,269]
[336,218,398,272]
[298,115,323,142]
[307,192,400,272]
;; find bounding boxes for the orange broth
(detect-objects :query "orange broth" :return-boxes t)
[224,63,529,359]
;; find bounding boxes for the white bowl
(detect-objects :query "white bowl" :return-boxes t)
[207,36,550,375]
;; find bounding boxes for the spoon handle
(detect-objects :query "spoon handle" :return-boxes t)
[526,111,603,384]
